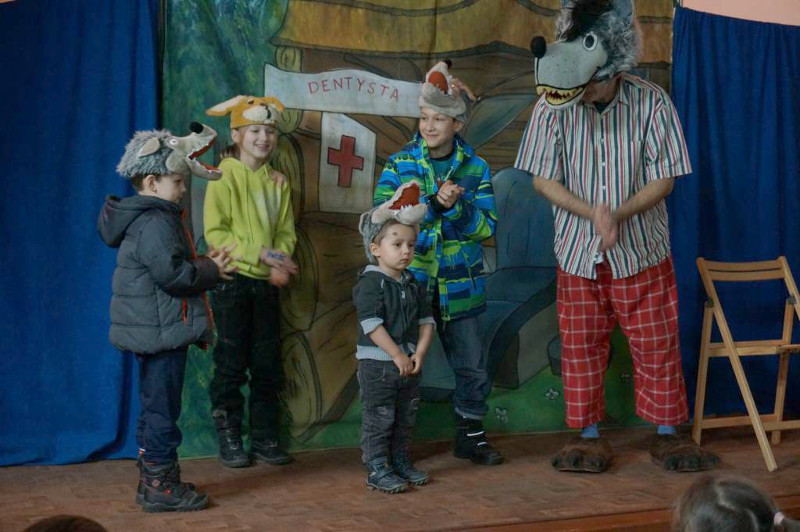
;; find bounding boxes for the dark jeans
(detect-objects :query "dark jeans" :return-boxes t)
[135,347,188,464]
[209,274,282,441]
[358,358,421,464]
[437,315,491,420]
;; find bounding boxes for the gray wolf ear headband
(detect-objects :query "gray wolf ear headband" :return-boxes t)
[358,182,428,264]
[116,122,222,181]
[419,60,473,123]
[529,0,641,109]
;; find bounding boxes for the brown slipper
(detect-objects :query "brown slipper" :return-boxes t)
[649,434,719,472]
[551,436,613,473]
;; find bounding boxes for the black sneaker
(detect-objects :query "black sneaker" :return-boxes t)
[454,416,504,466]
[140,461,208,513]
[392,452,430,486]
[365,458,408,494]
[251,439,293,465]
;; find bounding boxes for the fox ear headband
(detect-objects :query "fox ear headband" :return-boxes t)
[206,95,285,129]
[530,0,640,109]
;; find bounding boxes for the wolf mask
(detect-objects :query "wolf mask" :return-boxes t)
[358,181,427,264]
[116,122,222,181]
[530,0,640,109]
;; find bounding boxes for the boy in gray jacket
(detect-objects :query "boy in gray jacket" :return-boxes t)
[353,182,435,493]
[97,123,234,512]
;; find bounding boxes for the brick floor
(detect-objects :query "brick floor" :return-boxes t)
[2,427,799,531]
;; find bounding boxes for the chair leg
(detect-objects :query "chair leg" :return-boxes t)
[692,308,713,445]
[771,352,790,446]
[729,353,778,472]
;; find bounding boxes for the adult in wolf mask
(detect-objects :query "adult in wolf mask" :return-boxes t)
[515,0,718,473]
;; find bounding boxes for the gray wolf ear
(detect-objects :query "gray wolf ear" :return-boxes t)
[358,210,371,237]
[137,137,161,157]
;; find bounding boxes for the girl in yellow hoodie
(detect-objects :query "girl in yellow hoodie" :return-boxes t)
[203,95,298,468]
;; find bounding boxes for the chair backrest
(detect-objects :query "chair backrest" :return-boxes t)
[697,256,800,344]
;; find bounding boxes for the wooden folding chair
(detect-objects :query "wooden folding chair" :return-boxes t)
[693,257,800,471]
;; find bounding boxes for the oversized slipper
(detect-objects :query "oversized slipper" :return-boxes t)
[551,436,613,473]
[649,434,719,472]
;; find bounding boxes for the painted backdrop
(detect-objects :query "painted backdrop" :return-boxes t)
[162,0,676,456]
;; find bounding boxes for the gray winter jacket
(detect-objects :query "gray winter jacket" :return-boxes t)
[98,195,219,355]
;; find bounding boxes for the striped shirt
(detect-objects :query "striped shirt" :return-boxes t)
[515,73,691,280]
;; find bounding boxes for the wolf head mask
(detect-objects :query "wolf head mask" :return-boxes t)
[530,0,640,109]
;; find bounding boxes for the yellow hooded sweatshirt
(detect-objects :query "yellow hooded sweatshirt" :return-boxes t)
[203,158,296,280]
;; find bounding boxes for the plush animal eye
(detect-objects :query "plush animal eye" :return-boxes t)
[583,32,597,51]
[247,99,254,104]
[167,138,178,145]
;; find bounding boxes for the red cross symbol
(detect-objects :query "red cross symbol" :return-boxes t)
[327,135,364,188]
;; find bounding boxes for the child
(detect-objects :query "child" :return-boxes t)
[373,61,503,466]
[203,96,298,468]
[354,182,435,493]
[674,475,800,531]
[98,123,235,512]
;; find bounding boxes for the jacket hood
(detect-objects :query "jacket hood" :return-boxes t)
[97,194,181,247]
[359,265,415,285]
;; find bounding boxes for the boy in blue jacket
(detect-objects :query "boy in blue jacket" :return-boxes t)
[373,62,503,465]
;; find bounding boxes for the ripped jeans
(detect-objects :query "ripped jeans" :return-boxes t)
[357,358,421,464]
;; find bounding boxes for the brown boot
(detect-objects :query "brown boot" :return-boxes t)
[551,436,613,473]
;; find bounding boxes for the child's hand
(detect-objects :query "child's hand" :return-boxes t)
[436,180,464,209]
[269,169,287,187]
[269,266,291,287]
[392,354,414,377]
[410,352,425,375]
[449,77,478,102]
[208,245,237,281]
[260,248,299,275]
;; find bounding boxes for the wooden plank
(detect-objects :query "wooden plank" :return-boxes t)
[708,270,786,282]
[703,258,784,271]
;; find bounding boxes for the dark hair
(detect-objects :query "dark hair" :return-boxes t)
[674,475,800,532]
[560,0,612,41]
[129,173,162,191]
[23,515,107,532]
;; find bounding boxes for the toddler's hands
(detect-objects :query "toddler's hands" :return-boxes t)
[392,354,413,377]
[410,353,425,375]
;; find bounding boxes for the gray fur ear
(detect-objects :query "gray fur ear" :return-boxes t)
[612,0,634,24]
[358,210,372,237]
[137,137,161,157]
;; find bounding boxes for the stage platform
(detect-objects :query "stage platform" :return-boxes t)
[3,427,799,531]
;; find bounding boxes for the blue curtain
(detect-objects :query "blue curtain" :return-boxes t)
[670,8,800,417]
[0,0,159,465]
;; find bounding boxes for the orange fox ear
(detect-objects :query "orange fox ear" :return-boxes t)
[206,95,248,116]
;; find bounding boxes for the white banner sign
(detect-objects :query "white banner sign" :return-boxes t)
[319,113,377,214]
[264,64,421,117]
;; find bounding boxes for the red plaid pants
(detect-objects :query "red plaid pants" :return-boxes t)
[556,257,689,428]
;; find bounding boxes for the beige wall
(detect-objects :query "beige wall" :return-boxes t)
[683,0,800,26]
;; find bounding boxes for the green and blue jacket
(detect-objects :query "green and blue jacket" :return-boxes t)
[374,133,497,321]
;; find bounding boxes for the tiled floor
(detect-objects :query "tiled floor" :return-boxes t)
[3,427,799,531]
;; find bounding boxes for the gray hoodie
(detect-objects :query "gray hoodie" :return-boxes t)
[98,195,218,355]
